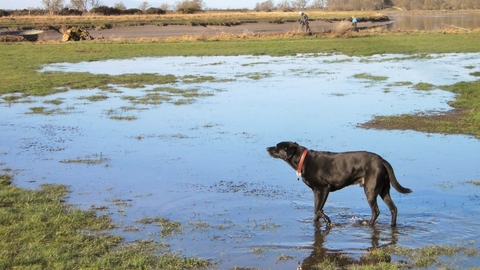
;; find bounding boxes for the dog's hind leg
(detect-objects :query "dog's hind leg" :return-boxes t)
[313,188,332,227]
[380,187,398,227]
[364,189,380,225]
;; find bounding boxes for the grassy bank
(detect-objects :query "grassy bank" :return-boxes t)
[0,174,209,269]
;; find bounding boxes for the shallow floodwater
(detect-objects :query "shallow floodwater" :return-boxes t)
[3,53,480,269]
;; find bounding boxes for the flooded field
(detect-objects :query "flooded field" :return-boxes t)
[2,53,480,269]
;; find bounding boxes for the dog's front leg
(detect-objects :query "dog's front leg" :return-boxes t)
[313,188,332,227]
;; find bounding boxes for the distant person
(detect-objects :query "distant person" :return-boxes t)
[352,15,358,29]
[299,11,311,33]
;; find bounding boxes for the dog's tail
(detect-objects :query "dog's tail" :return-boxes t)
[382,159,412,194]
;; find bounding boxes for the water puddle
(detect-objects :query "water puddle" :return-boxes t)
[2,53,480,269]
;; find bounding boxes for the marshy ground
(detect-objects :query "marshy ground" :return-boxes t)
[2,53,480,269]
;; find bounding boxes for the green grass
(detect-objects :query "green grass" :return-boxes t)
[0,174,210,269]
[363,79,480,138]
[81,94,109,102]
[136,216,182,237]
[466,180,480,186]
[110,115,138,121]
[354,72,389,81]
[43,98,64,105]
[414,82,436,90]
[27,106,56,115]
[387,81,413,87]
[312,244,480,269]
[59,153,110,164]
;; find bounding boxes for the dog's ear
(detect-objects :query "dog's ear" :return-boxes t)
[286,142,298,159]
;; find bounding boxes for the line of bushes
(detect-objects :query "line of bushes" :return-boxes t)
[89,6,166,16]
[0,10,11,17]
[0,6,166,17]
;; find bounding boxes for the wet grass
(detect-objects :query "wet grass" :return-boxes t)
[414,82,436,90]
[362,80,480,138]
[27,106,57,115]
[0,174,209,269]
[110,115,138,121]
[470,71,480,77]
[81,93,109,102]
[387,245,480,268]
[59,153,110,165]
[2,94,25,103]
[310,244,480,269]
[136,216,182,237]
[121,87,214,106]
[354,73,389,82]
[466,180,480,186]
[387,81,413,87]
[43,98,64,105]
[237,71,273,80]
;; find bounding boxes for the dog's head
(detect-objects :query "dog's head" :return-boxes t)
[266,141,300,160]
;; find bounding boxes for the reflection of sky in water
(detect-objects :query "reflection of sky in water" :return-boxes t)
[42,53,477,86]
[4,53,480,269]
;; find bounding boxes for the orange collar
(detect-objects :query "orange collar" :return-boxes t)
[296,149,308,179]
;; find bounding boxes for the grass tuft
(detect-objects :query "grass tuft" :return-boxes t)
[414,82,436,90]
[354,73,389,81]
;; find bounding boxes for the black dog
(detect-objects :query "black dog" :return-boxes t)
[267,141,412,227]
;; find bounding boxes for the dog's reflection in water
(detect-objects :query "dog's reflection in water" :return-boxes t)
[299,222,399,270]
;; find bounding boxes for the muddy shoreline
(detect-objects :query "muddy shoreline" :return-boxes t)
[40,20,392,41]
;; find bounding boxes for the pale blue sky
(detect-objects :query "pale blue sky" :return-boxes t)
[2,0,260,10]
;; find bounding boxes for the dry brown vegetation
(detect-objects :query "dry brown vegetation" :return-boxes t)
[0,10,384,30]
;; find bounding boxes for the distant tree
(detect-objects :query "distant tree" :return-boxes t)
[42,0,64,14]
[139,1,150,13]
[89,0,102,9]
[176,0,204,14]
[159,3,170,11]
[0,10,11,17]
[68,0,101,12]
[113,1,126,10]
[277,0,293,11]
[292,0,309,10]
[383,0,393,6]
[90,5,122,15]
[124,8,142,14]
[254,0,275,11]
[309,0,327,9]
[70,0,87,11]
[59,7,83,15]
[146,7,166,14]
